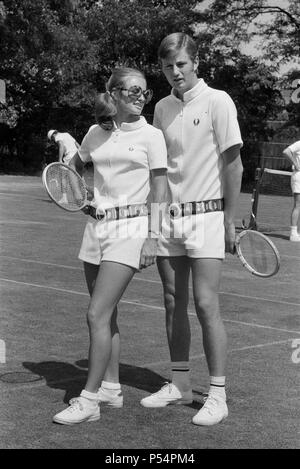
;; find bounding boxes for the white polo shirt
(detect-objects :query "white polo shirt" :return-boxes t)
[78,117,167,209]
[286,141,300,171]
[153,79,243,203]
[54,132,78,164]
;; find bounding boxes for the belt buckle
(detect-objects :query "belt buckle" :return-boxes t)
[95,206,106,221]
[169,203,181,218]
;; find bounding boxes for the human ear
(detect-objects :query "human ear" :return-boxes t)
[193,56,199,71]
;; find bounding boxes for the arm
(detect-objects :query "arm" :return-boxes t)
[57,142,65,163]
[139,168,168,269]
[68,151,85,176]
[283,147,294,168]
[222,144,244,254]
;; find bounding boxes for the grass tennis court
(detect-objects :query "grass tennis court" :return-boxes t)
[0,174,299,449]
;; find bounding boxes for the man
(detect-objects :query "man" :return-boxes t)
[47,129,79,165]
[140,33,243,426]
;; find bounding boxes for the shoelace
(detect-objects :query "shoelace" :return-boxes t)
[202,395,221,415]
[68,397,84,413]
[152,382,173,397]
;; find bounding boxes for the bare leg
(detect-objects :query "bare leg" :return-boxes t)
[84,261,135,393]
[291,193,300,227]
[190,258,226,376]
[84,262,120,383]
[157,256,191,361]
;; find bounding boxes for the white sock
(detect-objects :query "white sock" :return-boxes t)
[171,361,191,393]
[209,376,226,401]
[101,380,121,394]
[80,389,99,403]
[291,226,298,234]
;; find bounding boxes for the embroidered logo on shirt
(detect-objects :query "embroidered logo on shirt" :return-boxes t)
[129,146,134,151]
[193,118,200,126]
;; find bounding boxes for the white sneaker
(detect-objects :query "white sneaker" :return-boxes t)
[53,396,100,425]
[192,394,228,426]
[290,233,300,242]
[97,387,123,408]
[140,382,193,408]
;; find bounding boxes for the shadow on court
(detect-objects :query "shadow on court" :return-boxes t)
[22,360,203,410]
[76,359,204,409]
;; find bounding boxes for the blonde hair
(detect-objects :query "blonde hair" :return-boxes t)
[158,33,198,61]
[106,67,146,92]
[95,92,116,125]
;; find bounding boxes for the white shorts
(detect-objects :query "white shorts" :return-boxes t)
[291,170,300,193]
[78,216,148,270]
[157,211,225,258]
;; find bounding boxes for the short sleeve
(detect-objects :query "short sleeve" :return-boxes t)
[288,140,300,155]
[212,91,243,154]
[147,127,168,170]
[152,105,162,130]
[78,128,94,163]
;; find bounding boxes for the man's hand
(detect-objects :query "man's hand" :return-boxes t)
[225,220,236,254]
[139,238,158,270]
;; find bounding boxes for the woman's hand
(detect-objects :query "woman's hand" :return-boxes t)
[139,238,158,270]
[86,186,94,201]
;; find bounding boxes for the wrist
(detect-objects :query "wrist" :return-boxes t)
[224,215,235,225]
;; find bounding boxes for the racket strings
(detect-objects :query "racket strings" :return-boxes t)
[45,165,86,210]
[238,231,279,276]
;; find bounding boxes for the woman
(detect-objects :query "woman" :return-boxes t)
[53,67,167,425]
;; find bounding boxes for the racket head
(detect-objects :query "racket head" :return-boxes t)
[42,162,88,212]
[235,230,280,278]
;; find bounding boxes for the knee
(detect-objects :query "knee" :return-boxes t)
[164,287,188,313]
[164,288,175,311]
[87,305,111,330]
[194,291,219,323]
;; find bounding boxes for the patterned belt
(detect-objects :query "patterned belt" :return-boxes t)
[88,203,148,221]
[169,198,224,218]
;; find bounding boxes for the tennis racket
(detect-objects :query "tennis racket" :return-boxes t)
[42,162,91,212]
[235,230,280,278]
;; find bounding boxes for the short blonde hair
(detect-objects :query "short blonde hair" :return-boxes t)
[158,33,198,61]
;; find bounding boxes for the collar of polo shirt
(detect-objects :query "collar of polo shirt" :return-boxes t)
[119,116,147,131]
[171,78,208,103]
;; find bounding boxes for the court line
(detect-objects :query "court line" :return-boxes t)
[1,277,299,335]
[0,338,294,392]
[1,255,299,305]
[143,338,295,368]
[0,220,49,226]
[0,192,40,199]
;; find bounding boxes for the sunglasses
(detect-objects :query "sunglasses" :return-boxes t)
[118,86,153,104]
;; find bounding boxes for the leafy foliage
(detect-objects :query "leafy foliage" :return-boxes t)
[0,0,297,178]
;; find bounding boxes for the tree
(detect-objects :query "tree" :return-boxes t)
[0,0,98,171]
[204,0,300,67]
[0,0,289,176]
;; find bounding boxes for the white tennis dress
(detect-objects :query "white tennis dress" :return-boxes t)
[77,117,167,269]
